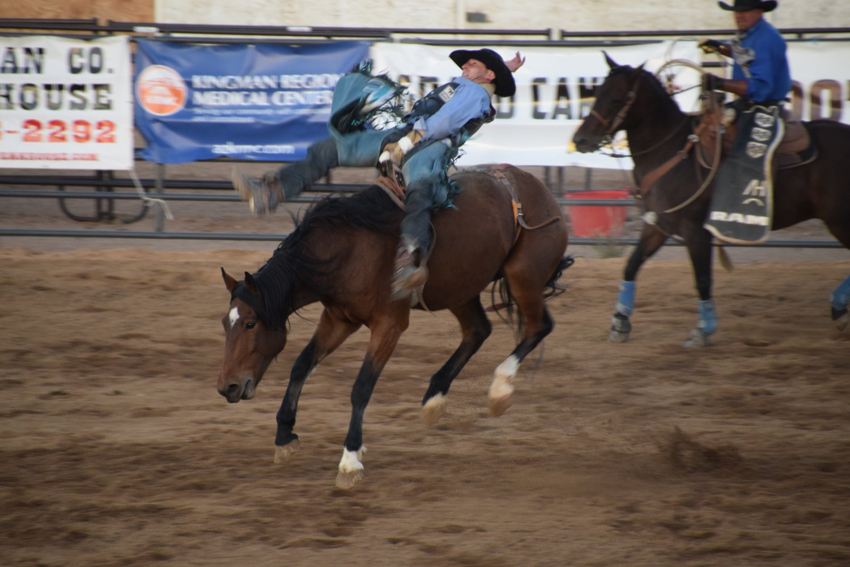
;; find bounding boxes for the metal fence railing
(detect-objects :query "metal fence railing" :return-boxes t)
[1,18,847,248]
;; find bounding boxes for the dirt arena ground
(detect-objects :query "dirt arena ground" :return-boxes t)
[2,167,849,566]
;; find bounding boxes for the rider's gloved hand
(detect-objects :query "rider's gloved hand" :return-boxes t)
[703,73,725,92]
[698,38,724,54]
[379,143,398,164]
[379,129,424,166]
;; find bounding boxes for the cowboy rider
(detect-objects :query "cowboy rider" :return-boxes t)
[699,0,792,119]
[233,49,524,298]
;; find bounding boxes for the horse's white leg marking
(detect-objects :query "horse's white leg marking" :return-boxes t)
[491,355,519,398]
[422,392,447,426]
[228,306,240,328]
[336,446,366,489]
[339,446,365,473]
[489,355,519,416]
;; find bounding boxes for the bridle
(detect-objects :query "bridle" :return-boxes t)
[589,71,642,146]
[586,59,724,215]
[588,69,690,159]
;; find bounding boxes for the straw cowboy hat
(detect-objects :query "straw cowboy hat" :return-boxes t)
[449,49,516,97]
[718,0,777,12]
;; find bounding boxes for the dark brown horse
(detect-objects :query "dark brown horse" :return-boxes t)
[573,54,850,347]
[218,165,569,488]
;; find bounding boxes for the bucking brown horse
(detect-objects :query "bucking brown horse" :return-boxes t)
[218,165,570,488]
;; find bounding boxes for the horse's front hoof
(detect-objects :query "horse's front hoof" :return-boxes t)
[489,394,514,417]
[274,439,301,464]
[422,393,447,426]
[832,307,849,332]
[683,329,711,348]
[610,313,632,343]
[335,469,364,490]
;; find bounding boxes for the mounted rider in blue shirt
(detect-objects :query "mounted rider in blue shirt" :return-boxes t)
[693,0,793,324]
[699,0,791,111]
[699,0,793,249]
[233,48,523,298]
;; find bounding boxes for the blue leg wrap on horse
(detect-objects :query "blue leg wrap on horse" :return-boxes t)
[697,299,718,335]
[829,275,850,310]
[615,281,636,316]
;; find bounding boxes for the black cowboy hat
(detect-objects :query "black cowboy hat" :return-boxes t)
[718,0,777,12]
[449,48,516,97]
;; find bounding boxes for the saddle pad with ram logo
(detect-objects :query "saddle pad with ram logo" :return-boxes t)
[704,105,784,244]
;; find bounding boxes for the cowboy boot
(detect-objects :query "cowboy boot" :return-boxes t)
[232,169,285,216]
[391,240,428,299]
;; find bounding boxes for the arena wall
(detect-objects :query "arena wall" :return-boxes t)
[154,0,848,32]
[4,0,153,23]
[4,0,848,32]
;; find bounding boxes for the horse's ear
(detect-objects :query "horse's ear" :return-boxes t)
[636,61,646,72]
[244,272,261,296]
[222,268,239,293]
[603,51,618,69]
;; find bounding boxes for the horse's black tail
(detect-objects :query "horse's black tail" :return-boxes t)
[544,255,575,300]
[489,277,518,334]
[487,255,574,336]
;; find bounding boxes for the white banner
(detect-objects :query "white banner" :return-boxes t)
[786,42,850,124]
[371,41,702,168]
[0,36,133,170]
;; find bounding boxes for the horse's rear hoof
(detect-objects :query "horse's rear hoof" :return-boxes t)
[488,370,515,417]
[422,393,447,426]
[683,329,711,348]
[832,307,849,332]
[274,439,301,464]
[335,469,364,490]
[489,394,514,417]
[609,329,630,343]
[610,313,632,343]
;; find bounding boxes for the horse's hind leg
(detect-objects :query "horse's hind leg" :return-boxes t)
[490,304,555,417]
[831,277,850,332]
[682,226,716,347]
[825,225,850,332]
[421,298,492,426]
[489,256,558,416]
[274,308,360,464]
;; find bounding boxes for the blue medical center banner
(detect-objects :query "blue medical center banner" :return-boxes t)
[134,40,369,163]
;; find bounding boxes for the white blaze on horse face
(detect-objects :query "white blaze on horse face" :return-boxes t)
[228,306,240,329]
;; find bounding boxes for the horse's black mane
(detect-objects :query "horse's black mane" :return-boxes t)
[610,64,681,112]
[606,65,685,135]
[290,184,404,237]
[241,185,404,330]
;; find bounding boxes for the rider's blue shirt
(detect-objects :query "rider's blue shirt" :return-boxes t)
[729,18,792,103]
[411,76,492,142]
